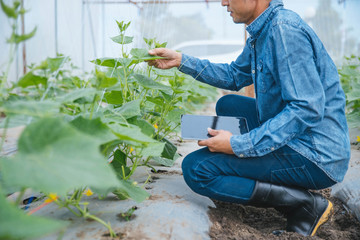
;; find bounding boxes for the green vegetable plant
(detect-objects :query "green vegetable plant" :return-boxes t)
[339,55,360,129]
[0,0,37,96]
[0,16,217,239]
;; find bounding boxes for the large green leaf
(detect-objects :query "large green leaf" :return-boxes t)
[2,100,60,117]
[346,82,360,102]
[141,142,165,158]
[102,110,128,125]
[160,137,177,160]
[128,117,155,137]
[96,70,118,89]
[18,71,47,87]
[166,108,185,124]
[346,110,360,129]
[111,34,133,45]
[133,74,172,92]
[145,96,165,107]
[152,67,177,77]
[104,90,123,105]
[0,118,121,196]
[70,116,116,144]
[151,156,176,167]
[130,48,164,63]
[0,188,67,240]
[109,180,149,203]
[55,88,99,103]
[114,99,141,119]
[109,124,157,144]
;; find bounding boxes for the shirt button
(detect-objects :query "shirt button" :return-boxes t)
[271,147,275,151]
[252,69,255,74]
[240,154,244,158]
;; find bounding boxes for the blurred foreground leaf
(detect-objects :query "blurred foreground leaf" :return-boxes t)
[0,188,67,240]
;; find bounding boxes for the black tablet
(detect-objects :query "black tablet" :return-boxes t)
[181,114,249,140]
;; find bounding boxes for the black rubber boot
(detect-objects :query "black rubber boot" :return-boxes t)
[248,181,334,236]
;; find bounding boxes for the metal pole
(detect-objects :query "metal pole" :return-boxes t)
[82,0,85,70]
[84,0,221,4]
[21,0,26,74]
[102,0,105,56]
[55,0,58,54]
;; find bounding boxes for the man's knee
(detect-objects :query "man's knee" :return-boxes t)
[215,95,235,116]
[181,151,199,185]
[181,149,215,191]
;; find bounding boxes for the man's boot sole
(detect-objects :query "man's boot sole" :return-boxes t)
[311,200,334,236]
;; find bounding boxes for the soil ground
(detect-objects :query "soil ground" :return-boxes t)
[208,189,360,240]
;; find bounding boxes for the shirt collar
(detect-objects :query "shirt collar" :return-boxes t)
[246,0,284,39]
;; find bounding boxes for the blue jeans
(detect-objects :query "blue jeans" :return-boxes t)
[182,95,336,204]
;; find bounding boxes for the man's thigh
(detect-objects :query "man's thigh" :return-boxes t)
[186,145,325,189]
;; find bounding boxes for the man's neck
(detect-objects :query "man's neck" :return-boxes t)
[247,0,271,25]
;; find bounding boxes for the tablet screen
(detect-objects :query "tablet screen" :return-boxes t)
[181,115,249,140]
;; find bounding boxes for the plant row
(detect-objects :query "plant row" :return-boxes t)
[0,3,217,238]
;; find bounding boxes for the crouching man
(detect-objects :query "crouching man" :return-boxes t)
[147,0,350,236]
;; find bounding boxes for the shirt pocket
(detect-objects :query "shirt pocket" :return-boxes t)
[256,60,274,93]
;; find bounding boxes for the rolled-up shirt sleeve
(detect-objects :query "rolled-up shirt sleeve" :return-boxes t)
[178,43,253,91]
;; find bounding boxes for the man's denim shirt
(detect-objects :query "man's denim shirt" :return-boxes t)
[178,0,351,182]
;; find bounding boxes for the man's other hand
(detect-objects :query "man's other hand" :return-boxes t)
[198,128,234,155]
[147,48,182,69]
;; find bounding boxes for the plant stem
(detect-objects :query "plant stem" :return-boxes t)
[74,204,117,238]
[0,116,10,154]
[15,187,26,206]
[86,213,117,238]
[65,205,81,217]
[1,43,15,96]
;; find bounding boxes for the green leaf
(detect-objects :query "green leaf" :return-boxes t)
[166,108,185,124]
[0,0,17,18]
[47,56,67,72]
[70,116,116,144]
[130,48,164,63]
[91,58,132,68]
[160,91,172,103]
[110,149,130,178]
[145,96,165,107]
[96,70,118,89]
[141,142,165,158]
[133,74,172,93]
[346,110,360,129]
[346,82,360,102]
[115,20,131,32]
[102,110,128,125]
[151,156,176,167]
[0,188,68,240]
[18,71,47,87]
[114,99,141,119]
[7,27,37,44]
[109,124,157,144]
[128,118,155,137]
[160,137,177,160]
[112,180,149,203]
[153,67,177,77]
[104,90,123,105]
[2,100,60,117]
[55,88,99,103]
[0,118,121,196]
[111,34,134,45]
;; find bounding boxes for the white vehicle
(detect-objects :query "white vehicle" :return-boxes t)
[172,40,244,64]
